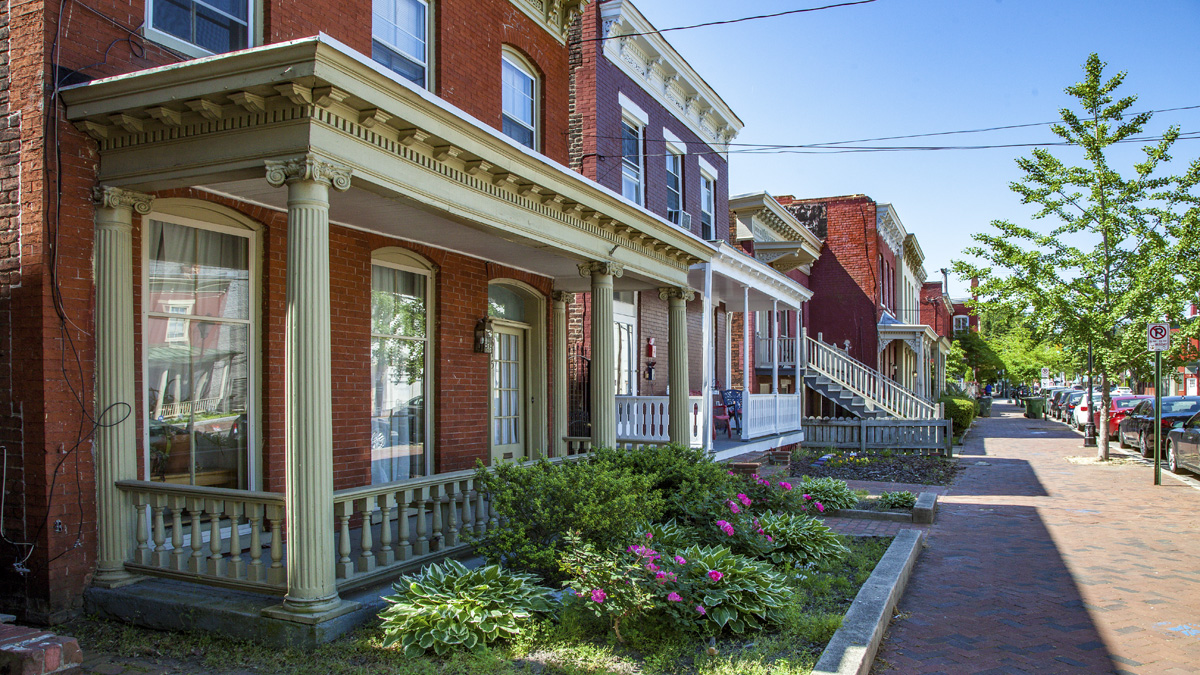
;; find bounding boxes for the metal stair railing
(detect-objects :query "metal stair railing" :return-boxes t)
[804,335,937,419]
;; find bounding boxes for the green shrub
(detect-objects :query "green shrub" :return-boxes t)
[734,474,806,514]
[557,532,659,643]
[656,544,790,634]
[590,444,734,519]
[756,512,849,567]
[798,476,859,510]
[939,394,976,435]
[471,458,664,581]
[633,518,699,552]
[878,491,917,509]
[379,560,557,656]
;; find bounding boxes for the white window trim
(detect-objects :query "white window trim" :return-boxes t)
[501,48,539,151]
[662,127,685,151]
[372,0,433,89]
[618,93,649,126]
[371,254,436,479]
[141,212,258,489]
[621,115,645,206]
[665,145,684,224]
[614,292,638,396]
[953,315,969,333]
[144,0,255,59]
[699,170,715,239]
[698,157,720,182]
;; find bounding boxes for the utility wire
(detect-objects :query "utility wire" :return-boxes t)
[577,0,879,43]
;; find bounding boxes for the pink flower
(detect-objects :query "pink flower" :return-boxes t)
[667,592,683,602]
[674,555,687,565]
[766,535,774,543]
[756,528,765,535]
[590,589,607,603]
[816,502,825,513]
[696,605,706,615]
[656,571,668,581]
[627,545,638,554]
[803,494,812,500]
[738,493,752,507]
[716,520,735,536]
[727,471,735,475]
[707,569,723,582]
[728,501,741,514]
[645,532,654,539]
[780,481,793,490]
[646,563,660,573]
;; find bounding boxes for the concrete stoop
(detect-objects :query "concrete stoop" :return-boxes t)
[0,622,83,675]
[812,529,924,675]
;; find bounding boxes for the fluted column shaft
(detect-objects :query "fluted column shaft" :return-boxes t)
[93,187,152,586]
[580,262,622,448]
[552,292,570,456]
[661,287,693,446]
[266,156,350,615]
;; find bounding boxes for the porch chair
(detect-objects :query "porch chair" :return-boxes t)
[712,392,733,439]
[720,389,743,438]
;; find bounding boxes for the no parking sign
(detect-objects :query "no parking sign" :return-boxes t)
[1148,323,1170,352]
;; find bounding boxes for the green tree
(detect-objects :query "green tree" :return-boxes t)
[956,54,1200,460]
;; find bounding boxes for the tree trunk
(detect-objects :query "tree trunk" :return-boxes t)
[1099,370,1111,461]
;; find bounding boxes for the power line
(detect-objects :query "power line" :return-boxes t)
[578,0,879,43]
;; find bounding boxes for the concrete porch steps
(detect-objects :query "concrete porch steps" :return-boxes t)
[803,372,889,419]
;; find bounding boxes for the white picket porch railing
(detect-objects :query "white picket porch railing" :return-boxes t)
[742,393,803,439]
[754,335,798,368]
[614,395,704,447]
[805,336,937,420]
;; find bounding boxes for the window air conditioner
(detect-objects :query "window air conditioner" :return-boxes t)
[679,211,692,229]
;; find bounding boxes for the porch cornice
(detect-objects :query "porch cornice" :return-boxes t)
[694,241,812,308]
[61,35,715,283]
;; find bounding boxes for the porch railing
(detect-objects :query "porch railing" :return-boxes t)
[157,396,225,419]
[614,395,704,447]
[742,393,803,439]
[117,480,287,593]
[805,336,937,420]
[754,335,798,369]
[801,416,953,455]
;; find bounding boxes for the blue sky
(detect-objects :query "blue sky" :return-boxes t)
[630,0,1200,297]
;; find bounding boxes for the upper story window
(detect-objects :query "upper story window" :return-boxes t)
[953,315,969,334]
[665,147,683,225]
[699,172,715,240]
[373,0,429,87]
[621,118,644,204]
[501,51,538,149]
[145,216,254,490]
[147,0,250,57]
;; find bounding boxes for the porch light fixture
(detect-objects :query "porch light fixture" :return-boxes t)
[475,318,495,354]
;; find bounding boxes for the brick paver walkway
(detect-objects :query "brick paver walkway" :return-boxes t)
[873,402,1200,675]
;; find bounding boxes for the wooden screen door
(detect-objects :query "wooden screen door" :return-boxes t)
[491,324,526,463]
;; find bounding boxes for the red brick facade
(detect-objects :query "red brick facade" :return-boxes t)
[921,281,953,338]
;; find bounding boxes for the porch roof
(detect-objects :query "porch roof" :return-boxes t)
[62,34,716,291]
[689,242,812,312]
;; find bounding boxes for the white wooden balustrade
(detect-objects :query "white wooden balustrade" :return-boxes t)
[741,394,803,439]
[805,336,937,419]
[614,395,704,447]
[754,335,798,368]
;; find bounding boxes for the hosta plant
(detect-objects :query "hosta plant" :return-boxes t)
[379,560,557,656]
[558,531,658,642]
[756,512,849,567]
[631,518,698,552]
[657,544,791,635]
[878,491,917,510]
[798,476,859,510]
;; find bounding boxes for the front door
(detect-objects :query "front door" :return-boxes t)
[491,324,526,463]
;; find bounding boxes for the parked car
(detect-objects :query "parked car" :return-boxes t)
[1165,411,1200,475]
[1063,391,1086,425]
[1072,394,1101,430]
[1046,388,1071,420]
[1051,388,1080,421]
[1093,395,1152,440]
[1118,397,1200,458]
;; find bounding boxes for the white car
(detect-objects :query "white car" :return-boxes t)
[1073,395,1098,430]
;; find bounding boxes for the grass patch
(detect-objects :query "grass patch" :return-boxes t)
[63,538,891,675]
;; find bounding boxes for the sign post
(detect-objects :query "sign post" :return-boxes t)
[1148,323,1170,485]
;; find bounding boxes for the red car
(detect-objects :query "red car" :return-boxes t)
[1094,395,1152,440]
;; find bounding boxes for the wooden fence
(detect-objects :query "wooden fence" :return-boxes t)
[801,417,953,455]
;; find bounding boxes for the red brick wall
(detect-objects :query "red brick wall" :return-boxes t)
[921,281,952,338]
[265,0,371,54]
[436,0,570,165]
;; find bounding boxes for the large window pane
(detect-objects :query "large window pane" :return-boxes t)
[371,264,428,483]
[501,56,536,149]
[151,0,249,54]
[372,0,427,87]
[621,121,642,203]
[372,266,426,337]
[148,220,250,321]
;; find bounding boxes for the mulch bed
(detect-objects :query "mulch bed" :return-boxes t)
[789,452,963,486]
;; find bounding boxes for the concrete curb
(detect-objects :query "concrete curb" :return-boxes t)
[812,529,924,675]
[825,492,938,524]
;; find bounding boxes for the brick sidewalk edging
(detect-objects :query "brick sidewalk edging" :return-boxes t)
[813,529,925,675]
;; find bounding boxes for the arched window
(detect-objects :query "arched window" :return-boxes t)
[370,248,436,483]
[501,49,538,150]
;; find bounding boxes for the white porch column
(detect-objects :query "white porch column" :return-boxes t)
[700,265,714,453]
[795,304,803,421]
[264,155,353,618]
[93,187,152,587]
[661,286,695,446]
[580,261,622,448]
[552,291,570,456]
[742,286,751,394]
[771,300,780,394]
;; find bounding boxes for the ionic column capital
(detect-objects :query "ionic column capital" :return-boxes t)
[578,261,624,279]
[552,290,573,304]
[93,186,153,215]
[658,286,695,303]
[265,154,352,191]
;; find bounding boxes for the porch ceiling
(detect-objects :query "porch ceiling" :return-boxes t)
[62,35,716,291]
[689,241,811,312]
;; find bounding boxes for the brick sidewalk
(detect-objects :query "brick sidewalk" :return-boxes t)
[873,402,1200,675]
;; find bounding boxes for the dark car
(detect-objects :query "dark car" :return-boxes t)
[1118,397,1200,458]
[1063,391,1085,425]
[1165,411,1200,476]
[1051,388,1079,421]
[1093,395,1151,440]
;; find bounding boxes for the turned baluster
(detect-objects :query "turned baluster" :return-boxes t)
[377,492,395,566]
[207,499,225,577]
[444,482,460,548]
[188,498,205,574]
[414,486,430,556]
[151,495,168,567]
[134,498,150,565]
[459,480,474,538]
[170,496,186,572]
[335,500,354,579]
[247,503,265,583]
[475,489,488,533]
[357,495,376,574]
[225,501,244,580]
[266,505,285,586]
[397,489,412,560]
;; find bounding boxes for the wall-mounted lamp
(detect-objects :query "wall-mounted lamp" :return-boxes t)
[474,318,495,354]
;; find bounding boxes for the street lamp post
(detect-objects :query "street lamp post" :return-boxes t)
[1084,341,1097,447]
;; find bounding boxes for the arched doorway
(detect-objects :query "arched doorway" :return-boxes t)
[487,281,546,463]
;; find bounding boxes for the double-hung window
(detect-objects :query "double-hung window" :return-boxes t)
[371,262,431,483]
[501,52,537,149]
[699,173,715,240]
[145,218,254,490]
[148,0,250,57]
[373,0,429,87]
[621,119,644,204]
[953,315,969,334]
[665,148,683,225]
